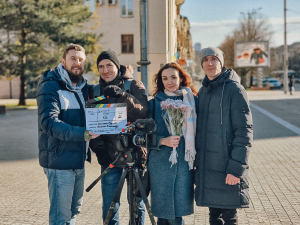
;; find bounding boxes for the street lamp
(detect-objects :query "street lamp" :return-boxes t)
[137,0,151,95]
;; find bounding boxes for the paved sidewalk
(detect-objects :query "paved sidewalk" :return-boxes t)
[0,90,300,224]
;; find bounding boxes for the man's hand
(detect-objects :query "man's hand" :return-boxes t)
[160,136,180,148]
[89,132,100,139]
[103,85,124,98]
[225,174,240,185]
[84,130,100,141]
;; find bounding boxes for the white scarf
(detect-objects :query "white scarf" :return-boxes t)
[164,87,197,170]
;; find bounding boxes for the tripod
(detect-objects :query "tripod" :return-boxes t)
[86,153,156,225]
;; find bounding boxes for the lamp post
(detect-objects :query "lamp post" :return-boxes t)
[283,0,288,94]
[137,0,151,95]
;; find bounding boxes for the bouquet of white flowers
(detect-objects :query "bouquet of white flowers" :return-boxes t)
[161,99,189,166]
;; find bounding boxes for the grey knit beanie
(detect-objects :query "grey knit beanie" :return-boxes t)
[97,50,120,70]
[199,47,224,68]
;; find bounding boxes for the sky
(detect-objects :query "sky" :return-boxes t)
[180,0,300,48]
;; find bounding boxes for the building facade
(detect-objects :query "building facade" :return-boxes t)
[86,0,194,94]
[0,76,20,99]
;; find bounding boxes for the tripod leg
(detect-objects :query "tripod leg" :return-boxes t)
[86,166,112,192]
[128,170,138,225]
[103,168,128,225]
[134,169,157,225]
[86,152,122,192]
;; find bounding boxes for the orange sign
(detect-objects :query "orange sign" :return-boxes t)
[177,58,186,66]
[243,52,250,58]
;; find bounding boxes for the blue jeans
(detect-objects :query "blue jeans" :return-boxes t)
[157,217,184,225]
[101,167,145,225]
[44,168,85,225]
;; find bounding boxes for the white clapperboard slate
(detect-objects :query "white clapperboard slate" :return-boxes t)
[85,95,127,135]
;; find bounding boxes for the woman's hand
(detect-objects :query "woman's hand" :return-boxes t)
[160,136,180,148]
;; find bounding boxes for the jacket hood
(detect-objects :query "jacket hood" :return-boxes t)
[39,64,86,90]
[202,68,240,89]
[120,65,134,79]
[220,68,240,84]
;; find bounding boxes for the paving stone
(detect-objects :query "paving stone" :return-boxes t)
[0,90,300,224]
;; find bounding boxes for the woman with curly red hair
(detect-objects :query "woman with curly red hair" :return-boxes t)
[147,62,198,225]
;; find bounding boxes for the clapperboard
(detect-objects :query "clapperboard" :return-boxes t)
[85,96,127,135]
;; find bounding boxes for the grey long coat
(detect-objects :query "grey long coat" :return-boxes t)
[147,92,196,219]
[195,68,253,209]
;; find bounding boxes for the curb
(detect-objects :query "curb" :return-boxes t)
[6,106,38,111]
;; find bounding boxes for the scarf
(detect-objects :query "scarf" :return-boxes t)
[164,87,197,170]
[57,63,89,159]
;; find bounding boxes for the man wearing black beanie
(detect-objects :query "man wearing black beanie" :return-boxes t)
[96,50,121,73]
[89,50,149,225]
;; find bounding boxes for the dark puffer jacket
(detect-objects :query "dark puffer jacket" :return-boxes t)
[195,68,253,209]
[37,66,91,170]
[89,65,149,168]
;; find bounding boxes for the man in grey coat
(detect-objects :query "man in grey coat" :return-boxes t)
[194,47,253,225]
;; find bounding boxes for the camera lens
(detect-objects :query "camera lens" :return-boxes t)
[132,134,146,146]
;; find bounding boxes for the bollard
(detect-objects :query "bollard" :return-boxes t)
[0,105,6,114]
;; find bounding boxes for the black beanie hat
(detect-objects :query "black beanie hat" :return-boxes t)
[96,50,120,70]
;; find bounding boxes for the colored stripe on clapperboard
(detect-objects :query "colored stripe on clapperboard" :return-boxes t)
[94,103,126,108]
[94,95,105,101]
[95,101,126,108]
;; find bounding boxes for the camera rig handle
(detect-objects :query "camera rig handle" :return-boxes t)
[85,153,122,192]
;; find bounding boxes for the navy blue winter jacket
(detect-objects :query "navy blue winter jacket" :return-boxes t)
[36,66,91,170]
[195,68,253,209]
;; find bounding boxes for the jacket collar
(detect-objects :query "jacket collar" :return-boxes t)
[202,68,240,91]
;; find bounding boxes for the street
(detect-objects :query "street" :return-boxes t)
[0,89,300,224]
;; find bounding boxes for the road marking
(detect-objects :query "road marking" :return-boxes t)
[251,103,300,135]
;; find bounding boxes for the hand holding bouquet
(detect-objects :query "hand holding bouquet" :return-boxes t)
[161,99,189,166]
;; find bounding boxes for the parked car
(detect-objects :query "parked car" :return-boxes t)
[263,78,271,87]
[266,78,282,89]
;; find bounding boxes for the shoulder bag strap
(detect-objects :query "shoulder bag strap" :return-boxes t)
[124,79,133,93]
[92,84,100,98]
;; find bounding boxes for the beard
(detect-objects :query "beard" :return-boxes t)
[68,71,83,84]
[66,66,84,84]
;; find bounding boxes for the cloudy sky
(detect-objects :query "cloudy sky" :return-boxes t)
[180,0,300,48]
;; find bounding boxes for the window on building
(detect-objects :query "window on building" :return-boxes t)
[121,0,133,17]
[121,35,134,53]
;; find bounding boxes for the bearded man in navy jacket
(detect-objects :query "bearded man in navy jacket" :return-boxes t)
[37,44,99,225]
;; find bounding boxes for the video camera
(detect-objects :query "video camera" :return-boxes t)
[122,118,157,148]
[114,118,157,166]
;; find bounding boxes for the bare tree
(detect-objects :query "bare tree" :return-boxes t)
[219,35,235,68]
[219,9,272,88]
[234,9,272,42]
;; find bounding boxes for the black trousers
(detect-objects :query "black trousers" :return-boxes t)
[209,207,238,225]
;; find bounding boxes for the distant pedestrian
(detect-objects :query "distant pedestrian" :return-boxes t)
[36,44,99,225]
[195,47,253,225]
[289,75,295,95]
